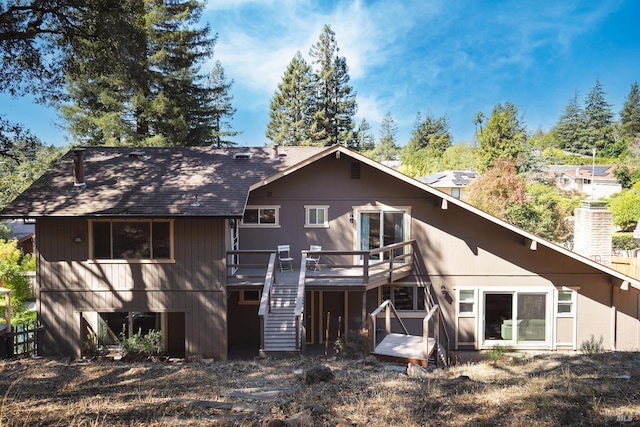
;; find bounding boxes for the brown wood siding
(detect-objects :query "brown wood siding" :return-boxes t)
[35,217,228,359]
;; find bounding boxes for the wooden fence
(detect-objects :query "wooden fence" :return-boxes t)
[1,321,43,358]
[611,256,640,280]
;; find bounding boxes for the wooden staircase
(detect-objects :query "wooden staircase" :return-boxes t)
[260,282,301,357]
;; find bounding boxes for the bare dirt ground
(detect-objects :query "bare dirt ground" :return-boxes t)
[1,351,640,426]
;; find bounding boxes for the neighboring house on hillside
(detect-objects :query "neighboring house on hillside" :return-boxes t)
[418,170,478,200]
[548,165,622,198]
[1,145,639,362]
[3,219,35,255]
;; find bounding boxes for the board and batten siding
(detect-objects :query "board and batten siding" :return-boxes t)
[35,217,228,359]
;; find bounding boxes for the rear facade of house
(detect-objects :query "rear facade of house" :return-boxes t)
[3,146,640,360]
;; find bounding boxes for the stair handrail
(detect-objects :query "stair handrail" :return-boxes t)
[368,299,409,353]
[258,252,277,352]
[294,256,307,353]
[425,281,451,365]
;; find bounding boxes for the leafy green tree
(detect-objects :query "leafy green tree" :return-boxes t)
[266,52,314,146]
[620,82,640,142]
[579,79,616,157]
[477,102,527,172]
[608,187,640,231]
[208,61,239,148]
[308,25,357,146]
[0,239,34,316]
[505,182,573,243]
[439,143,479,171]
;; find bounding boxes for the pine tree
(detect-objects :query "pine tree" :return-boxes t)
[406,111,452,153]
[62,0,216,147]
[579,78,615,156]
[308,25,357,146]
[266,52,314,146]
[477,102,527,172]
[621,82,640,142]
[369,113,399,161]
[354,118,375,151]
[208,61,238,148]
[554,90,584,153]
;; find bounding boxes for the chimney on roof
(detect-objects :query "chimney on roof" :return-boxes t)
[272,144,279,159]
[573,199,612,266]
[73,148,86,189]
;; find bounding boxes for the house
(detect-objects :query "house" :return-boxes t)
[549,165,622,198]
[418,170,478,200]
[1,145,639,362]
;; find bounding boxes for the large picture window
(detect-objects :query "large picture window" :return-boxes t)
[90,220,173,261]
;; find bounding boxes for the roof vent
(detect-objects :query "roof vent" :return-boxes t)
[128,151,146,158]
[350,162,361,179]
[234,152,253,159]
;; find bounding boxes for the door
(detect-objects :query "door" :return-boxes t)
[482,291,549,347]
[358,209,406,262]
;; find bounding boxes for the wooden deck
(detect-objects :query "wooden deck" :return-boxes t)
[372,333,436,367]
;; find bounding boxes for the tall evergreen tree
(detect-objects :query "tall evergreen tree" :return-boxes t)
[405,111,452,153]
[354,118,375,151]
[208,61,238,148]
[308,25,357,146]
[554,90,584,153]
[620,82,640,142]
[266,52,314,146]
[368,113,399,161]
[62,0,216,147]
[477,102,527,172]
[579,78,615,156]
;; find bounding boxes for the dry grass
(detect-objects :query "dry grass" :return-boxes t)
[1,352,639,426]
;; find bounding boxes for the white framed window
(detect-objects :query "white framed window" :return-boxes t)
[382,285,426,311]
[557,290,574,315]
[89,219,174,262]
[451,188,461,199]
[304,205,329,228]
[241,205,280,228]
[458,289,475,314]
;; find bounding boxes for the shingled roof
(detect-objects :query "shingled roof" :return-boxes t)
[0,146,324,218]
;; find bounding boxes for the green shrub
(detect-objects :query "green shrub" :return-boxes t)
[612,233,640,255]
[120,328,164,359]
[486,344,512,361]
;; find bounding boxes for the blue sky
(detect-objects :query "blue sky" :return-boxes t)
[1,0,639,148]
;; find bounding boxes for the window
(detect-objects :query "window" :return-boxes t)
[241,206,280,227]
[557,290,574,315]
[382,285,426,311]
[451,188,461,199]
[239,290,261,305]
[90,220,173,261]
[305,205,329,228]
[459,289,475,314]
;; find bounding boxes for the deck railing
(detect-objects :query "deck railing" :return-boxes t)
[368,299,409,351]
[300,240,415,287]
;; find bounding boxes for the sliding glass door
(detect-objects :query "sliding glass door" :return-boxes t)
[482,291,548,346]
[359,209,407,262]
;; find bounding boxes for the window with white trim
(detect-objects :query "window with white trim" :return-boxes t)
[557,290,574,315]
[382,285,426,311]
[304,205,329,228]
[459,289,475,314]
[90,219,173,261]
[241,206,280,227]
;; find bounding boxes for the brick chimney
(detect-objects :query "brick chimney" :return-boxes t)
[73,148,86,189]
[573,200,612,266]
